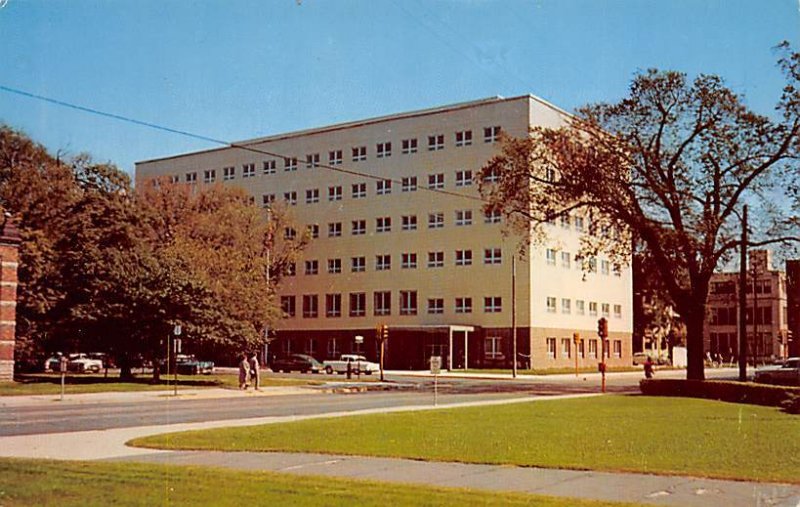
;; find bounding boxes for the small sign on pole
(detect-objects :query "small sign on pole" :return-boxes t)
[59,356,68,401]
[173,324,182,336]
[430,356,441,406]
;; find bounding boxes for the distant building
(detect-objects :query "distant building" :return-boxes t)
[786,259,800,357]
[706,250,789,364]
[136,96,633,370]
[0,214,21,381]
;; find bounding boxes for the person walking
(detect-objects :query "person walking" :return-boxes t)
[238,353,250,390]
[249,352,260,391]
[644,356,655,379]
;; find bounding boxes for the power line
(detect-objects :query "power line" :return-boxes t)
[0,84,491,205]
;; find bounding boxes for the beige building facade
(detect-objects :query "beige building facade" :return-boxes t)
[136,96,633,370]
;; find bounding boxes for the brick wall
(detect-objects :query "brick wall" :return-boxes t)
[0,215,21,381]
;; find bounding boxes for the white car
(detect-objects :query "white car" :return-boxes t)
[67,353,103,374]
[323,354,379,375]
[754,357,800,385]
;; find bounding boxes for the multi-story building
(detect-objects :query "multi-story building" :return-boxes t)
[136,96,633,370]
[786,259,800,357]
[706,250,790,364]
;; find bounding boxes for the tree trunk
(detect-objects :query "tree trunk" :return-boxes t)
[684,305,706,381]
[118,355,134,381]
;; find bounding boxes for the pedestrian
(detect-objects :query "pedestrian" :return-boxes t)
[644,356,654,379]
[238,353,250,390]
[249,352,260,391]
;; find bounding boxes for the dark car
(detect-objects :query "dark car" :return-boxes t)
[272,354,322,373]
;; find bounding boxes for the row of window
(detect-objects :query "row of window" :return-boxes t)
[179,127,503,184]
[280,293,503,318]
[709,306,774,326]
[545,297,623,319]
[545,337,623,359]
[295,249,504,275]
[545,249,622,276]
[710,279,774,295]
[283,210,501,241]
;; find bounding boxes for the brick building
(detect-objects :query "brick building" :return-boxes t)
[0,214,21,381]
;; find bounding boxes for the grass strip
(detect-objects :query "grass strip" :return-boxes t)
[132,395,800,484]
[0,458,637,507]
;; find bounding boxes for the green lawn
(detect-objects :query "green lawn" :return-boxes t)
[0,373,320,396]
[132,395,800,484]
[0,458,636,507]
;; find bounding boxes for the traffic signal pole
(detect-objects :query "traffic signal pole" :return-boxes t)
[738,205,748,381]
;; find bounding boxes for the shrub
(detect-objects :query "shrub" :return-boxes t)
[640,379,800,410]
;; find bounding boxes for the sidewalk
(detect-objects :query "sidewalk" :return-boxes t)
[1,392,797,506]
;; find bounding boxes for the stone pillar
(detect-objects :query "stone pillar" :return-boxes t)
[0,215,21,381]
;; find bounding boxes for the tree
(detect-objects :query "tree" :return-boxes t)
[479,44,800,380]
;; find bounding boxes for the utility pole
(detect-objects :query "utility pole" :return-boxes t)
[752,259,759,366]
[512,255,517,378]
[738,205,748,381]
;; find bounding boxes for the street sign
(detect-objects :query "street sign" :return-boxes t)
[430,356,442,375]
[355,335,364,344]
[173,324,182,336]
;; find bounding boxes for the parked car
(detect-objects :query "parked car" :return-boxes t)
[45,353,64,372]
[632,353,670,366]
[67,353,103,374]
[272,354,323,373]
[754,357,800,385]
[323,354,379,375]
[175,354,214,375]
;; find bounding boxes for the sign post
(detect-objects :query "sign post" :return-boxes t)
[173,325,181,396]
[59,356,68,401]
[355,335,364,380]
[430,355,441,406]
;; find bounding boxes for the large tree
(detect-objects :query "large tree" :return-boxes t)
[480,44,800,380]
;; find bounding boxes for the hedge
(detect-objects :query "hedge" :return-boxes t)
[639,379,800,411]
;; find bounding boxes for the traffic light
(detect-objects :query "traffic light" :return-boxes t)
[382,324,389,341]
[597,318,608,338]
[573,332,580,344]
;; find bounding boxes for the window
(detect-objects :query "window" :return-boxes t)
[352,146,367,162]
[484,296,502,313]
[400,290,418,315]
[455,249,472,266]
[589,302,598,316]
[427,298,444,314]
[574,216,584,232]
[352,182,366,198]
[401,138,418,154]
[327,258,341,274]
[305,153,320,168]
[455,130,473,147]
[283,191,297,205]
[576,300,585,315]
[455,210,472,226]
[285,262,296,277]
[613,340,622,358]
[588,339,598,359]
[376,142,392,158]
[613,265,622,277]
[203,169,216,183]
[326,294,341,318]
[169,175,179,184]
[483,167,500,183]
[304,260,318,275]
[561,298,571,314]
[284,227,296,240]
[263,160,276,174]
[455,169,473,187]
[428,173,444,189]
[601,303,610,317]
[546,249,557,265]
[588,257,597,273]
[560,214,570,229]
[281,296,296,318]
[329,150,343,166]
[302,294,318,318]
[561,251,571,269]
[401,176,417,192]
[484,208,501,223]
[376,254,391,271]
[401,253,417,269]
[262,194,275,207]
[349,292,366,317]
[284,157,298,172]
[328,222,342,237]
[485,336,502,359]
[546,337,556,359]
[402,215,417,231]
[428,212,444,229]
[484,248,502,265]
[376,179,392,195]
[223,166,235,181]
[352,220,366,235]
[242,163,255,178]
[376,217,391,233]
[455,297,473,314]
[484,125,501,143]
[427,251,444,268]
[307,224,319,239]
[578,339,585,358]
[328,186,342,201]
[428,134,444,151]
[305,189,319,204]
[561,338,571,359]
[374,291,391,316]
[351,256,365,272]
[601,260,610,275]
[614,304,622,319]
[546,297,557,313]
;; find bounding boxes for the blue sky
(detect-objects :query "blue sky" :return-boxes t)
[1,0,798,176]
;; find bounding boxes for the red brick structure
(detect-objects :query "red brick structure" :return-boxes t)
[0,214,21,381]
